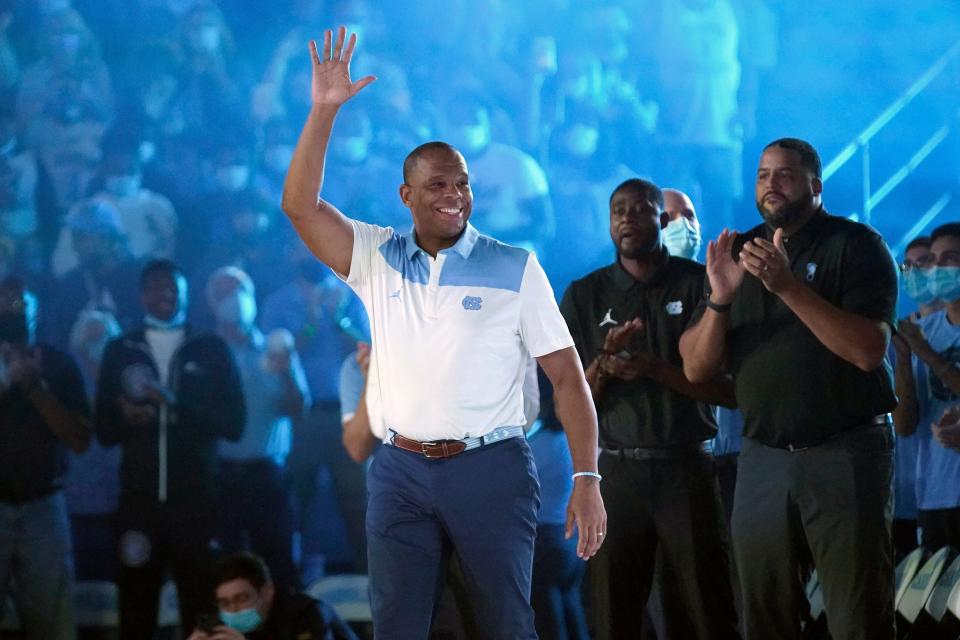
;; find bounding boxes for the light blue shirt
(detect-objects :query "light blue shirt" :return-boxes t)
[218,331,309,464]
[527,424,573,526]
[711,407,743,456]
[339,352,365,420]
[260,276,369,403]
[913,310,960,510]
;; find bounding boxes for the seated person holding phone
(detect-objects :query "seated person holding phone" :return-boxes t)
[187,552,357,640]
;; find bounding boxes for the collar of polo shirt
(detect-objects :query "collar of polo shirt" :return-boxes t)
[404,223,480,261]
[611,246,670,291]
[762,205,827,252]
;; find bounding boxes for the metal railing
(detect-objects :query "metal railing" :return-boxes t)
[822,40,960,237]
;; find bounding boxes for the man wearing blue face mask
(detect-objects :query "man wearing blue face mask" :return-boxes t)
[892,223,960,554]
[186,552,357,640]
[207,266,309,591]
[95,259,246,639]
[661,188,703,261]
[890,236,942,558]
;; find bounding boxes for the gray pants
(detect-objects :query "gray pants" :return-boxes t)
[0,491,76,640]
[733,426,895,640]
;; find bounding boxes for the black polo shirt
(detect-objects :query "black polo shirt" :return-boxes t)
[0,343,89,502]
[560,251,717,448]
[690,208,898,448]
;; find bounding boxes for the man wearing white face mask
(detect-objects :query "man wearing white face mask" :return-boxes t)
[661,188,703,261]
[207,266,309,591]
[95,132,178,261]
[892,223,960,554]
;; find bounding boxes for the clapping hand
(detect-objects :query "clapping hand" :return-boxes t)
[706,229,746,304]
[739,229,795,296]
[602,318,643,355]
[934,405,960,451]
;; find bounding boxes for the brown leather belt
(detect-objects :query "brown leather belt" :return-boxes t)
[391,433,467,458]
[388,426,526,459]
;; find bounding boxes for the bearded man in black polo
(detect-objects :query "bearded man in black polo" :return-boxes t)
[680,138,898,640]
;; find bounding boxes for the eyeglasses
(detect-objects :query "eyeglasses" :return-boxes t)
[900,255,936,271]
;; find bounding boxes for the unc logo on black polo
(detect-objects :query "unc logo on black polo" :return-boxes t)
[462,296,482,311]
[929,346,960,401]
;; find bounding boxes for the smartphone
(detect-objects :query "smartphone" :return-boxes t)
[197,613,222,634]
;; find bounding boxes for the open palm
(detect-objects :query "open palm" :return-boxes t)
[706,229,746,303]
[309,27,376,107]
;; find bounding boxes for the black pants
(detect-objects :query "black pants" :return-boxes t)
[733,427,895,640]
[289,403,368,571]
[919,506,960,552]
[116,503,218,639]
[892,518,919,560]
[591,448,738,640]
[217,458,297,589]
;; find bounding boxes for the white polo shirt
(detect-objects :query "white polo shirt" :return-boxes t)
[343,220,572,442]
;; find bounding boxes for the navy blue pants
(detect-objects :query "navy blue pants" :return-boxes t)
[366,437,540,640]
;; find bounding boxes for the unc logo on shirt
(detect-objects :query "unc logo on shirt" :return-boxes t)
[806,262,818,282]
[462,296,483,311]
[665,300,683,315]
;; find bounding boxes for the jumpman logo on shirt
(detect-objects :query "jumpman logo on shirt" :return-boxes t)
[389,289,401,300]
[599,308,618,327]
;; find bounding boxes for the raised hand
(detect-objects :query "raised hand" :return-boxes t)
[897,319,929,355]
[706,229,746,304]
[309,26,376,107]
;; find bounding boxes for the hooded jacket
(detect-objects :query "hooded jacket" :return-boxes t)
[95,327,245,507]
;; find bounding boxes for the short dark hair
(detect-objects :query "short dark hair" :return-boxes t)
[609,178,664,209]
[214,552,272,590]
[764,138,822,178]
[140,259,184,287]
[931,223,960,244]
[905,236,932,253]
[402,141,460,184]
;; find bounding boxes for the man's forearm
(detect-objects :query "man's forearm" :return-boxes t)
[893,356,919,436]
[912,345,960,397]
[26,386,91,453]
[778,284,888,372]
[583,354,609,402]
[342,378,377,463]
[553,374,600,474]
[679,310,728,383]
[651,361,736,408]
[281,104,339,217]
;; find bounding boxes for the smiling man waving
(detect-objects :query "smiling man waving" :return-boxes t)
[280,27,605,640]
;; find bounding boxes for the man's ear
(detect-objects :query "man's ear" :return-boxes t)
[261,582,275,608]
[399,183,412,208]
[812,176,823,196]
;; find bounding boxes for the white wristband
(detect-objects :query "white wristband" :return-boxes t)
[572,471,602,482]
